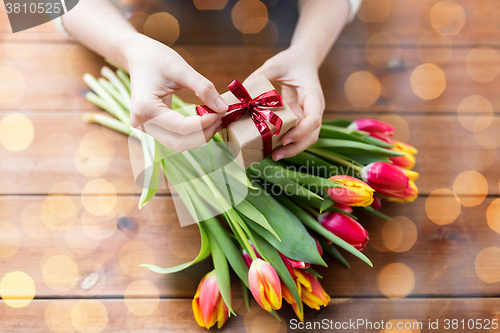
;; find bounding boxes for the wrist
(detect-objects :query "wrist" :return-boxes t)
[120,33,156,71]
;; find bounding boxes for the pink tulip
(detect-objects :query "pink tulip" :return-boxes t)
[348,119,395,143]
[360,162,409,198]
[192,270,229,329]
[371,196,382,210]
[333,202,353,214]
[320,212,369,250]
[248,258,282,312]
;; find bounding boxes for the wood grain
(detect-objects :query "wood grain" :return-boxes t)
[1,195,498,299]
[1,298,500,333]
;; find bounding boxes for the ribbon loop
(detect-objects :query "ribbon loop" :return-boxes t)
[196,80,284,156]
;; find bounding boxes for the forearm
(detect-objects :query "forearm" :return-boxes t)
[291,0,350,68]
[61,0,139,70]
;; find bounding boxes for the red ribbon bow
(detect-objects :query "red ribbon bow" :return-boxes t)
[196,80,283,156]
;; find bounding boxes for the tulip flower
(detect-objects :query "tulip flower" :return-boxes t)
[192,270,229,329]
[347,119,395,143]
[333,202,353,214]
[327,175,374,207]
[361,162,409,198]
[294,269,330,310]
[371,196,382,210]
[385,180,418,203]
[248,258,282,312]
[282,281,304,321]
[320,212,369,250]
[395,165,419,182]
[389,141,418,169]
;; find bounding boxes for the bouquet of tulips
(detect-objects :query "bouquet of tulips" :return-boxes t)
[83,66,419,329]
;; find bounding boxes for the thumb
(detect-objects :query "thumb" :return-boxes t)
[179,69,228,113]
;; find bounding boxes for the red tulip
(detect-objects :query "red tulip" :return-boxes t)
[248,258,282,312]
[361,162,409,198]
[327,175,374,207]
[320,212,369,250]
[371,196,382,210]
[192,270,229,329]
[333,202,353,214]
[348,119,395,143]
[394,165,420,182]
[385,180,419,203]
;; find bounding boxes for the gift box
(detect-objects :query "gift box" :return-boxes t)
[197,75,297,169]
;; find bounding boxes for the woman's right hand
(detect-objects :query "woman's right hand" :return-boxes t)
[123,34,228,152]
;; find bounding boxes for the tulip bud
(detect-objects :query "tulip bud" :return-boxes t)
[333,202,353,214]
[394,165,419,182]
[385,180,419,203]
[361,162,409,198]
[248,258,282,312]
[282,281,304,321]
[192,270,229,329]
[371,196,382,210]
[327,175,374,207]
[348,119,395,143]
[320,212,369,250]
[295,269,330,310]
[389,141,418,169]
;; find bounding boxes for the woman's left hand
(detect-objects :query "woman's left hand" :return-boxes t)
[245,47,325,161]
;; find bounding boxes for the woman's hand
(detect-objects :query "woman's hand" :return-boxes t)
[124,34,228,152]
[245,47,325,161]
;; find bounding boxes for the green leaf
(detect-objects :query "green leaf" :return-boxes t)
[308,148,364,169]
[362,135,394,148]
[241,280,251,312]
[250,232,303,314]
[244,186,326,266]
[137,132,163,209]
[311,139,404,158]
[284,151,337,178]
[204,218,250,288]
[320,125,372,143]
[304,267,323,278]
[318,237,350,269]
[235,200,280,241]
[275,195,372,267]
[320,197,334,213]
[359,206,391,220]
[208,230,235,315]
[321,119,352,127]
[344,154,391,165]
[141,222,211,273]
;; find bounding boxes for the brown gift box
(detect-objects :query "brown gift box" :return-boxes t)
[219,75,297,169]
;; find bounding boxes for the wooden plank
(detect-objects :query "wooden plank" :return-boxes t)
[1,44,499,114]
[1,195,499,299]
[1,113,499,195]
[1,298,500,333]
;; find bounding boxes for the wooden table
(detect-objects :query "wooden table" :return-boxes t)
[1,0,500,332]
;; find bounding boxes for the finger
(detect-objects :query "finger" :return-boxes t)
[244,58,282,84]
[178,70,228,113]
[272,128,320,161]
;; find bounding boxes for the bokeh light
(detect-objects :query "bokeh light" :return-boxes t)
[231,0,268,34]
[425,188,461,225]
[487,199,500,234]
[167,225,202,260]
[193,0,229,10]
[42,254,79,291]
[77,260,106,295]
[119,241,155,277]
[365,32,401,68]
[71,300,108,333]
[356,0,391,22]
[467,0,500,33]
[462,135,497,171]
[344,71,381,108]
[381,216,418,253]
[452,170,488,207]
[80,210,118,240]
[410,63,446,100]
[0,271,36,308]
[0,221,21,258]
[430,1,466,36]
[416,31,452,65]
[457,95,494,132]
[378,115,409,143]
[41,196,77,231]
[242,20,278,53]
[127,11,149,34]
[74,130,116,177]
[0,67,25,103]
[81,179,117,216]
[66,222,101,254]
[124,280,160,316]
[0,114,34,151]
[475,247,500,283]
[377,263,415,298]
[144,12,180,46]
[466,46,500,83]
[45,301,76,333]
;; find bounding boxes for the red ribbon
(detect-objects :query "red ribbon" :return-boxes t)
[196,80,283,156]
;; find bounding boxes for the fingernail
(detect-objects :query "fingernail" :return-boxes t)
[215,97,228,112]
[283,139,292,146]
[274,154,284,161]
